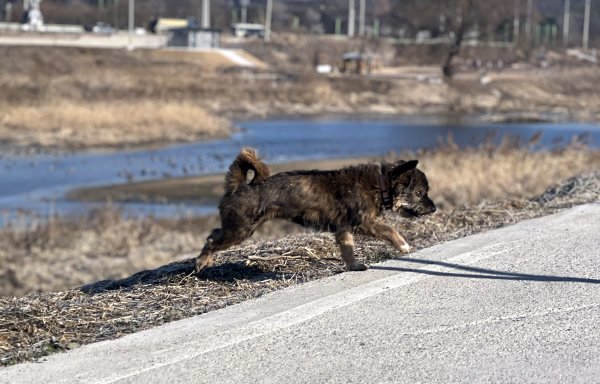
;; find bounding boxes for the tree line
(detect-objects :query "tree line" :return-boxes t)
[3,0,597,45]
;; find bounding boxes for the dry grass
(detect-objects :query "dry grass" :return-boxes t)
[401,140,600,210]
[0,172,598,366]
[1,145,599,300]
[0,100,231,150]
[0,211,304,298]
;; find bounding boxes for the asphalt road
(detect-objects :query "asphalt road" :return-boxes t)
[3,203,600,384]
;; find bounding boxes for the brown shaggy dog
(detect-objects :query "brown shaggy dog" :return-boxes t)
[196,148,436,272]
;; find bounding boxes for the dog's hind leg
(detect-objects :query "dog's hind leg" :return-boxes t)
[335,231,368,271]
[195,227,254,272]
[361,221,412,254]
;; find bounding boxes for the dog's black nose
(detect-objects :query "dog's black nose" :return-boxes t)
[430,206,437,213]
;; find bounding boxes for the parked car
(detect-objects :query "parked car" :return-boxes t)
[86,22,115,35]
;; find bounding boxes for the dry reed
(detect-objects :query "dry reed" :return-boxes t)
[0,100,231,150]
[400,139,600,209]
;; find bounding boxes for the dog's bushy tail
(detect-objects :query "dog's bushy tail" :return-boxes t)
[224,148,270,195]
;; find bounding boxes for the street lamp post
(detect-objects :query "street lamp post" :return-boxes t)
[563,0,570,45]
[583,0,591,50]
[241,0,249,24]
[513,0,520,43]
[202,0,210,29]
[265,0,272,41]
[525,0,533,41]
[358,0,365,37]
[348,0,355,37]
[128,0,134,50]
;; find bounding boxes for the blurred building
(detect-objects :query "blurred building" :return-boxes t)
[231,22,264,38]
[167,27,220,49]
[148,18,189,34]
[341,51,381,75]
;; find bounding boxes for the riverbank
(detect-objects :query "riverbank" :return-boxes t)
[1,44,599,151]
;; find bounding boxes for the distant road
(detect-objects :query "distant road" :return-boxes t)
[2,204,600,383]
[0,33,263,69]
[0,32,166,49]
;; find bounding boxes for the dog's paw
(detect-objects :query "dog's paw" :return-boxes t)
[195,257,213,273]
[400,243,412,254]
[346,263,368,272]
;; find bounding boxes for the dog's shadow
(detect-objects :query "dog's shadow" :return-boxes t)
[79,259,283,294]
[80,254,600,295]
[370,257,600,284]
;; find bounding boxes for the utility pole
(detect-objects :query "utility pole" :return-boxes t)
[265,0,272,41]
[3,1,12,22]
[113,0,120,29]
[201,0,210,28]
[128,0,134,50]
[241,0,249,24]
[348,0,355,37]
[358,0,365,37]
[513,0,520,43]
[563,0,570,45]
[439,0,446,34]
[525,0,533,41]
[439,13,446,34]
[583,0,591,50]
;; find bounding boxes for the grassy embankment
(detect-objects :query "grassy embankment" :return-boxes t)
[0,146,598,365]
[0,46,233,151]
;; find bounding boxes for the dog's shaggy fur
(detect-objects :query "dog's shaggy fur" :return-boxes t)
[196,148,436,272]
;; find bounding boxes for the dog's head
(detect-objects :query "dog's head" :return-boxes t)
[385,160,436,217]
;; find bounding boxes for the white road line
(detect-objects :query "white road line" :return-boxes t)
[401,302,600,337]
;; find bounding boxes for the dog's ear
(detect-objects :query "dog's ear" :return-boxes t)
[392,160,418,176]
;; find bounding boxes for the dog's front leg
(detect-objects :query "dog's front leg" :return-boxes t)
[195,228,221,272]
[362,221,412,254]
[195,242,215,272]
[335,231,368,271]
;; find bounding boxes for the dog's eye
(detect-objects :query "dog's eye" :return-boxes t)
[414,191,423,197]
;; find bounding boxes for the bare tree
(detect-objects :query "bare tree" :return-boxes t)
[441,0,514,78]
[442,0,470,78]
